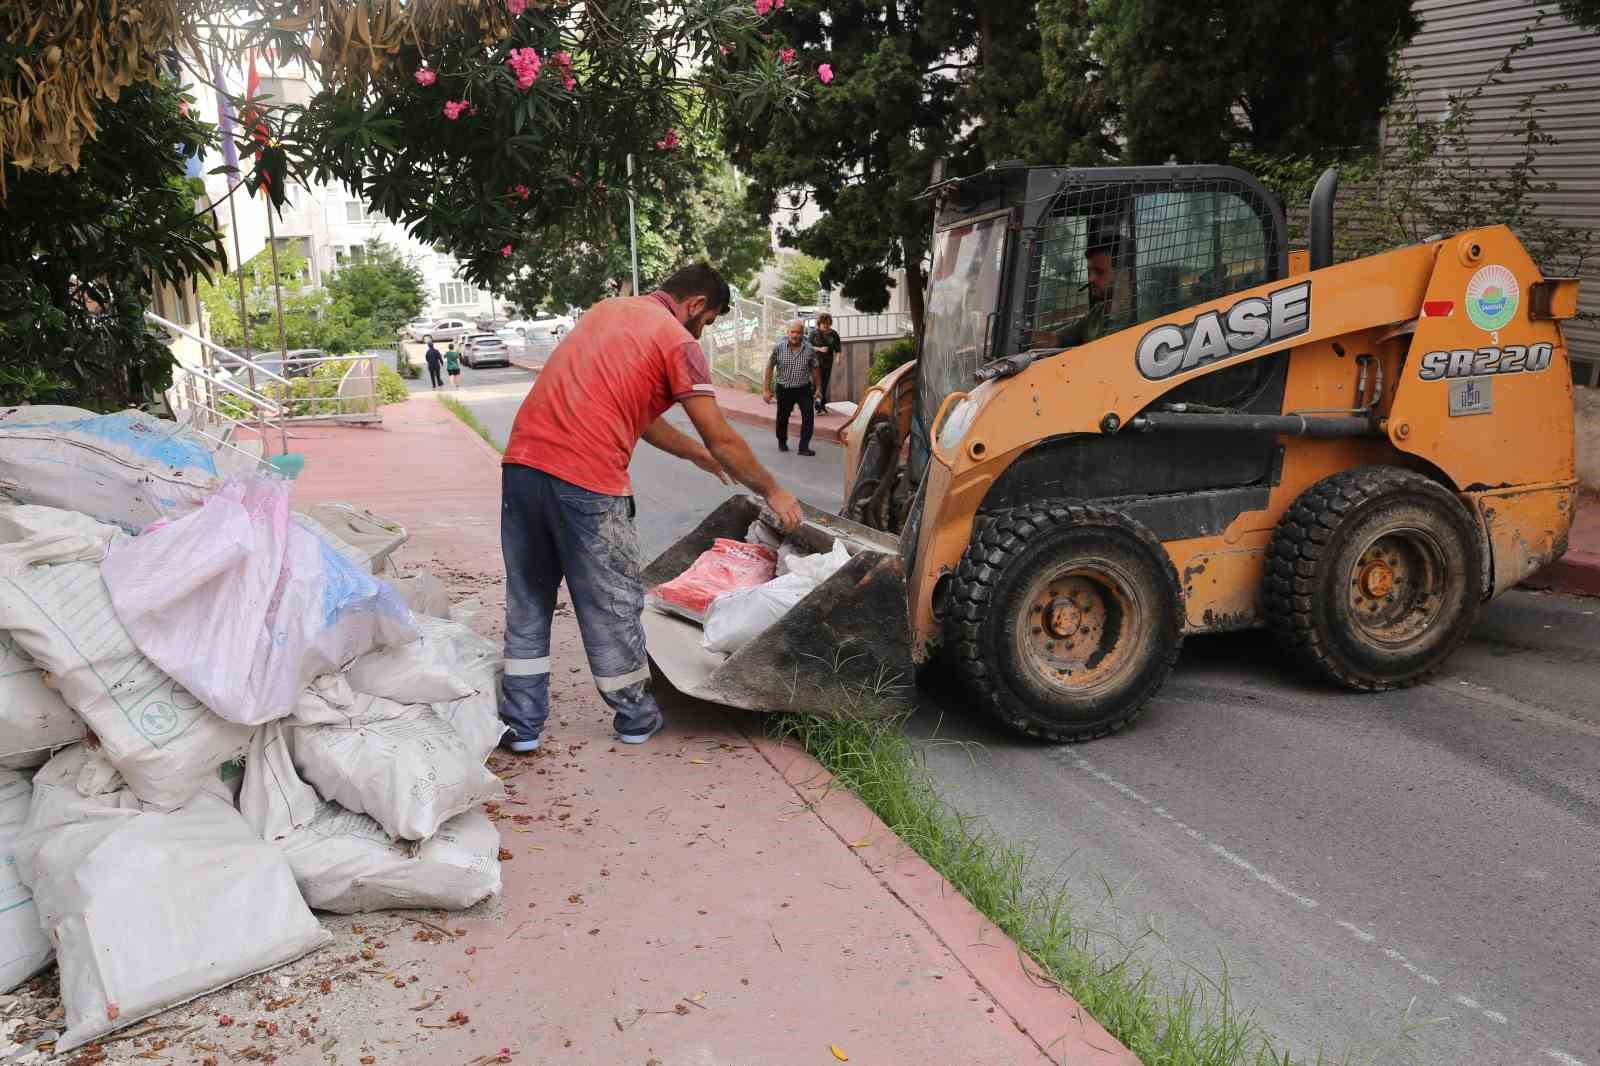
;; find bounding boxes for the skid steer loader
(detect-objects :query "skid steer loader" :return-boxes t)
[643,163,1581,742]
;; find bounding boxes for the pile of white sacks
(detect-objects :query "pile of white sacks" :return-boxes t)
[0,407,507,1053]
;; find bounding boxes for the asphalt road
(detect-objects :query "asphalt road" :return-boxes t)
[438,365,1600,1066]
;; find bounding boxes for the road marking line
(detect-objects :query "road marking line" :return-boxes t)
[1545,1050,1589,1066]
[1051,745,1521,1032]
[1336,921,1376,943]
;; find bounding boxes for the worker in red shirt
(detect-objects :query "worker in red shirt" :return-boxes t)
[498,263,803,751]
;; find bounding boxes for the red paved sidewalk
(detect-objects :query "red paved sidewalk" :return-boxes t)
[247,396,1134,1066]
[1524,494,1600,598]
[510,351,851,444]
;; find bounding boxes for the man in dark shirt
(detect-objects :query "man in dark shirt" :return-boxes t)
[424,342,444,388]
[808,312,842,413]
[1034,242,1115,349]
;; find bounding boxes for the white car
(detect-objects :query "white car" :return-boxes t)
[500,311,574,342]
[411,318,473,344]
[461,333,511,368]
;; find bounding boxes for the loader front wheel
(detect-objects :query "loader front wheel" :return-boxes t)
[948,504,1184,743]
[1264,467,1482,691]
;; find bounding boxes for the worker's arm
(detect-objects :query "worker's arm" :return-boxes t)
[641,416,731,484]
[679,395,802,530]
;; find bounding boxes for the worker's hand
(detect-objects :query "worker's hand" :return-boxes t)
[691,449,733,485]
[764,487,804,532]
[763,392,774,405]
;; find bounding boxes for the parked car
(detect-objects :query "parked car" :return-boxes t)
[461,333,511,368]
[402,318,435,341]
[411,318,473,344]
[500,310,574,343]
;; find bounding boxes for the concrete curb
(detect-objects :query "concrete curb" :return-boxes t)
[719,401,846,444]
[744,730,1141,1066]
[431,394,1137,1064]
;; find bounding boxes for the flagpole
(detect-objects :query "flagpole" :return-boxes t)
[213,48,267,451]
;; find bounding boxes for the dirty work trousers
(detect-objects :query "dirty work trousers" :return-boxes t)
[775,384,815,450]
[498,463,658,742]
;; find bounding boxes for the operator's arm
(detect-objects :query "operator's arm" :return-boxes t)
[641,416,731,484]
[680,395,802,529]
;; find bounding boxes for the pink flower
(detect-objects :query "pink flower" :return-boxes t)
[554,51,576,92]
[414,67,437,87]
[510,184,531,200]
[507,47,542,90]
[754,0,773,14]
[780,47,795,64]
[656,127,680,150]
[501,244,513,258]
[818,63,834,84]
[443,99,469,120]
[507,0,527,14]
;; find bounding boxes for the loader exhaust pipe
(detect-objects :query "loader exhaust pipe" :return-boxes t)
[1309,167,1339,270]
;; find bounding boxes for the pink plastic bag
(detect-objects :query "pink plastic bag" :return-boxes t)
[646,539,777,623]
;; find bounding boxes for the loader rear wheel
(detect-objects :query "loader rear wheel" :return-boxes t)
[1264,466,1482,691]
[947,503,1184,742]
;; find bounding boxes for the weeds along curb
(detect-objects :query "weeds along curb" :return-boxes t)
[435,397,1325,1066]
[769,709,1338,1066]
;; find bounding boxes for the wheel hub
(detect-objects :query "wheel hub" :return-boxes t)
[1359,559,1395,598]
[1043,596,1083,639]
[1348,529,1445,645]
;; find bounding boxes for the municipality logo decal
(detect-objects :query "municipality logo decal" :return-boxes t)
[1466,264,1519,331]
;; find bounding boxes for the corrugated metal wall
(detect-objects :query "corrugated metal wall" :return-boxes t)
[1400,0,1600,385]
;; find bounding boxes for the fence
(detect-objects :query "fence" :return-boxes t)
[703,294,801,388]
[831,313,913,340]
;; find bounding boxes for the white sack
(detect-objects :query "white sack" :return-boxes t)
[701,572,817,654]
[33,790,331,1053]
[297,666,505,767]
[780,538,853,583]
[0,410,221,532]
[240,721,319,843]
[0,562,253,810]
[101,476,417,726]
[0,770,52,993]
[0,633,83,764]
[304,503,407,572]
[0,502,118,577]
[344,615,494,705]
[387,571,452,618]
[745,519,783,550]
[293,709,504,842]
[280,802,501,914]
[12,746,139,892]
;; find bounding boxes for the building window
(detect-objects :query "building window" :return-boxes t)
[335,244,368,268]
[439,281,476,306]
[345,199,373,223]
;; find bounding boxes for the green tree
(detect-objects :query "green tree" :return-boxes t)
[0,78,223,409]
[1076,0,1421,164]
[325,238,426,340]
[1560,0,1600,29]
[725,0,1101,338]
[199,245,400,356]
[776,253,824,305]
[502,133,771,313]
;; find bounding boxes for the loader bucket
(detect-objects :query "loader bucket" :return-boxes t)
[641,495,913,715]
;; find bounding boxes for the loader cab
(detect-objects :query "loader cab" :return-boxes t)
[911,164,1289,485]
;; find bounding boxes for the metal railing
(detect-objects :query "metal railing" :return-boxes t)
[830,313,913,340]
[703,294,801,388]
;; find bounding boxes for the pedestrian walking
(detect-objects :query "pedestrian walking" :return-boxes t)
[497,263,803,752]
[424,342,444,388]
[444,344,462,388]
[762,319,820,455]
[809,312,841,414]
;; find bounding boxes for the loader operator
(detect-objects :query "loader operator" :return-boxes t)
[496,263,804,753]
[1037,242,1114,349]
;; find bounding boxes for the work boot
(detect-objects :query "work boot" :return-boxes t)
[615,712,665,745]
[501,733,541,754]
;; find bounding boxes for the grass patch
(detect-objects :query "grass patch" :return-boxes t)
[774,704,1426,1066]
[439,394,503,453]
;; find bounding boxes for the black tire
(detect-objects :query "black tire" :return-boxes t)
[1263,466,1482,691]
[947,503,1185,742]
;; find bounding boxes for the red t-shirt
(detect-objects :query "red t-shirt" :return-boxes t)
[503,291,714,495]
